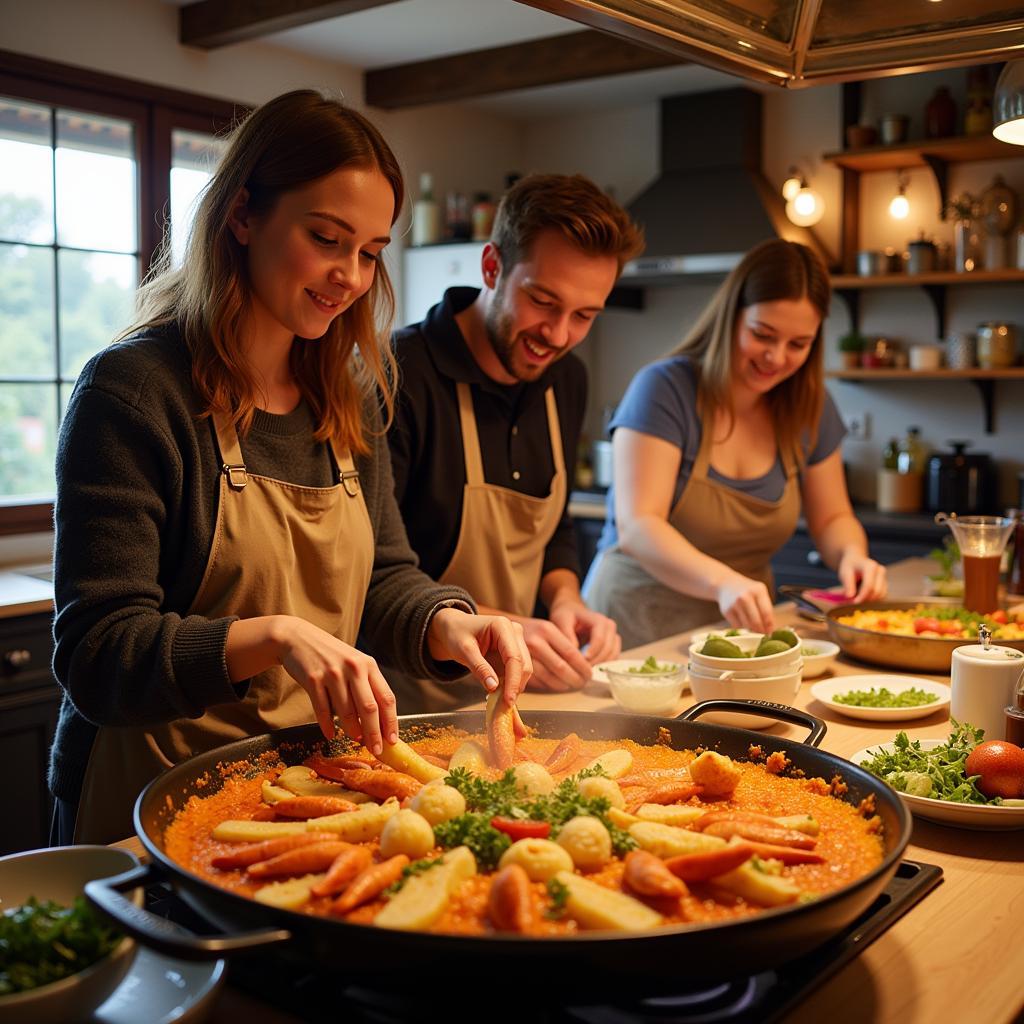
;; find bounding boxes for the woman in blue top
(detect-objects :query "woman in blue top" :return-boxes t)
[584,239,886,649]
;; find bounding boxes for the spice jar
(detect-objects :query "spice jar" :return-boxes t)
[907,234,937,274]
[1004,653,1024,745]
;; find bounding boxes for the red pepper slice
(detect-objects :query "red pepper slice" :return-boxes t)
[490,816,551,841]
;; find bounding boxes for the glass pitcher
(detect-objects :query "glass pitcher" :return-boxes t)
[934,513,1015,613]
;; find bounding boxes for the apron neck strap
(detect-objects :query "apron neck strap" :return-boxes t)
[455,381,485,485]
[544,387,565,475]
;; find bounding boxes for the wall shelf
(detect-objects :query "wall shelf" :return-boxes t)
[825,369,1024,434]
[822,134,1018,173]
[829,270,1024,338]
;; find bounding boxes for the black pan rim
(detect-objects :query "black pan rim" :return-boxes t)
[135,709,911,947]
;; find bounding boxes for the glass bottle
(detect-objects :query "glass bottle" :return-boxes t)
[883,438,900,470]
[1008,510,1024,599]
[1004,659,1024,746]
[471,192,496,242]
[896,426,925,474]
[411,172,441,247]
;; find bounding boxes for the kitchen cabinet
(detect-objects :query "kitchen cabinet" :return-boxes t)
[0,611,59,854]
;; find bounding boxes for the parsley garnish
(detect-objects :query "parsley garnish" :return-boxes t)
[384,856,445,897]
[545,877,569,919]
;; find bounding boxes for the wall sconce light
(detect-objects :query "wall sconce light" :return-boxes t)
[993,60,1024,145]
[781,167,803,202]
[784,176,824,226]
[888,170,910,219]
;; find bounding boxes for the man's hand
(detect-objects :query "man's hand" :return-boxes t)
[548,596,621,666]
[517,615,594,692]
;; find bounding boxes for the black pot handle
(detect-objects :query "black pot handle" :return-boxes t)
[85,862,292,961]
[679,699,827,747]
[777,585,828,622]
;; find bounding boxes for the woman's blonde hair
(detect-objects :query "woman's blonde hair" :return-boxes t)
[123,89,404,455]
[670,238,830,462]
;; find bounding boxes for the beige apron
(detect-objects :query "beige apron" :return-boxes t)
[389,381,567,712]
[73,413,374,844]
[586,420,801,650]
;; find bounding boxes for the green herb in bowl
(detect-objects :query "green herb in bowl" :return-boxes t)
[0,896,122,996]
[627,656,679,674]
[834,687,939,709]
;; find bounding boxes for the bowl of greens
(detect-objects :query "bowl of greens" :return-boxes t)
[688,629,803,674]
[600,656,686,714]
[0,846,139,1023]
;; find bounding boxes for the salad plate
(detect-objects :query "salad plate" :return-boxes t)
[811,675,950,721]
[850,740,1024,830]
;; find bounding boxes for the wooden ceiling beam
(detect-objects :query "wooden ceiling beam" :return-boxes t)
[365,28,687,109]
[180,0,401,49]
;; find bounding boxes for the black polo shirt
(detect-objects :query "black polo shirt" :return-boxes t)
[389,287,585,602]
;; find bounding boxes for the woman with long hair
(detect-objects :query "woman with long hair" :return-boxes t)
[49,90,530,845]
[584,239,886,649]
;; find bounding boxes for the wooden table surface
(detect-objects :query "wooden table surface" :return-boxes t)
[114,559,1024,1023]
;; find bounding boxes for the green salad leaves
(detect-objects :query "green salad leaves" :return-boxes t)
[859,721,999,804]
[0,896,122,995]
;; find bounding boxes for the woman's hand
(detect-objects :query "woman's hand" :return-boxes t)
[715,575,775,633]
[837,551,887,602]
[250,616,398,755]
[427,608,533,704]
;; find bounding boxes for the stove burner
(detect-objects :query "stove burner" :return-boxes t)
[146,860,941,1024]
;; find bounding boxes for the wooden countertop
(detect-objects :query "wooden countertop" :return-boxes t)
[0,568,53,618]
[113,559,1024,1023]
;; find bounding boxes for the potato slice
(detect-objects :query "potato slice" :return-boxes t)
[713,859,800,906]
[261,781,294,805]
[253,873,326,910]
[582,749,633,779]
[374,845,477,931]
[277,765,371,803]
[556,871,662,931]
[606,806,640,829]
[212,819,309,842]
[773,814,820,836]
[448,740,489,774]
[635,804,705,828]
[629,821,727,858]
[377,737,447,783]
[311,797,399,842]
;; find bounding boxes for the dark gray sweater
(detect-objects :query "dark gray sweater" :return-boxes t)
[49,325,472,806]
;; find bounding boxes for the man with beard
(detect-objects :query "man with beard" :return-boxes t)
[386,174,644,708]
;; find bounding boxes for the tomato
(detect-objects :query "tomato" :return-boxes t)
[914,617,941,634]
[988,610,1008,625]
[937,620,964,636]
[490,816,551,840]
[964,741,1024,800]
[876,618,889,630]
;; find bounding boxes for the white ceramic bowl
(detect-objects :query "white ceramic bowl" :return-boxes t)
[0,846,140,1024]
[687,662,802,728]
[602,659,686,714]
[688,632,802,674]
[798,639,840,678]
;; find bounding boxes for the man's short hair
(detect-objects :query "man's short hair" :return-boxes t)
[491,173,644,275]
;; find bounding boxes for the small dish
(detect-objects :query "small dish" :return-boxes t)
[687,663,802,728]
[591,659,690,697]
[93,948,226,1024]
[0,846,139,1024]
[799,639,840,678]
[850,740,1024,830]
[601,659,686,714]
[811,675,950,721]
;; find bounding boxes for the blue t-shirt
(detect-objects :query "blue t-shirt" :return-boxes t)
[594,356,846,554]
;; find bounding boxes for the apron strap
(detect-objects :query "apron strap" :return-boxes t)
[329,440,361,497]
[543,388,565,476]
[455,381,486,486]
[212,413,248,490]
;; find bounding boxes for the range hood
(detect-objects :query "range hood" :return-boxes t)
[621,88,826,283]
[516,1,1023,88]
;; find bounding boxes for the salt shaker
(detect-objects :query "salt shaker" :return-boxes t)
[950,626,1024,742]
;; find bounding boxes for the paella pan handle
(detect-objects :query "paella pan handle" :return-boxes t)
[85,862,292,961]
[679,700,827,747]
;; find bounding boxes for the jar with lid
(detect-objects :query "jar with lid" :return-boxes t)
[907,233,937,274]
[471,192,496,242]
[1004,652,1024,745]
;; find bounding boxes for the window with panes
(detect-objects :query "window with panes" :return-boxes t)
[0,55,236,533]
